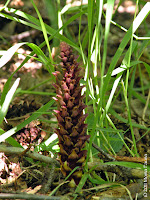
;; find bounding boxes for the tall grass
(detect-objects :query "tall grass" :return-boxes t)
[0,0,150,194]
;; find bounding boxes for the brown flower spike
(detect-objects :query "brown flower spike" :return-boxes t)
[53,42,90,187]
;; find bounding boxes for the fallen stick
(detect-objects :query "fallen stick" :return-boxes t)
[0,145,59,166]
[112,155,150,164]
[0,145,147,179]
[0,193,60,200]
[87,138,116,161]
[88,162,145,179]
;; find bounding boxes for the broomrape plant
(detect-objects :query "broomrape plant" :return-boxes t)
[53,42,90,187]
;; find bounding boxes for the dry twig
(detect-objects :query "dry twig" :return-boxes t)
[88,162,145,179]
[87,138,116,161]
[0,145,59,166]
[0,193,60,200]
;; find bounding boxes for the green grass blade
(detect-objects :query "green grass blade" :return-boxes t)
[4,0,11,7]
[0,78,20,125]
[31,0,53,65]
[0,11,40,30]
[0,99,55,143]
[0,42,50,105]
[74,172,89,196]
[103,3,150,95]
[0,42,26,69]
[17,90,55,96]
[0,7,82,54]
[99,0,115,115]
[109,108,150,131]
[27,42,53,75]
[0,128,22,147]
[106,161,150,172]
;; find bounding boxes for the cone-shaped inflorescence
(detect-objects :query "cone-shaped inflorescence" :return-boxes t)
[53,42,90,187]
